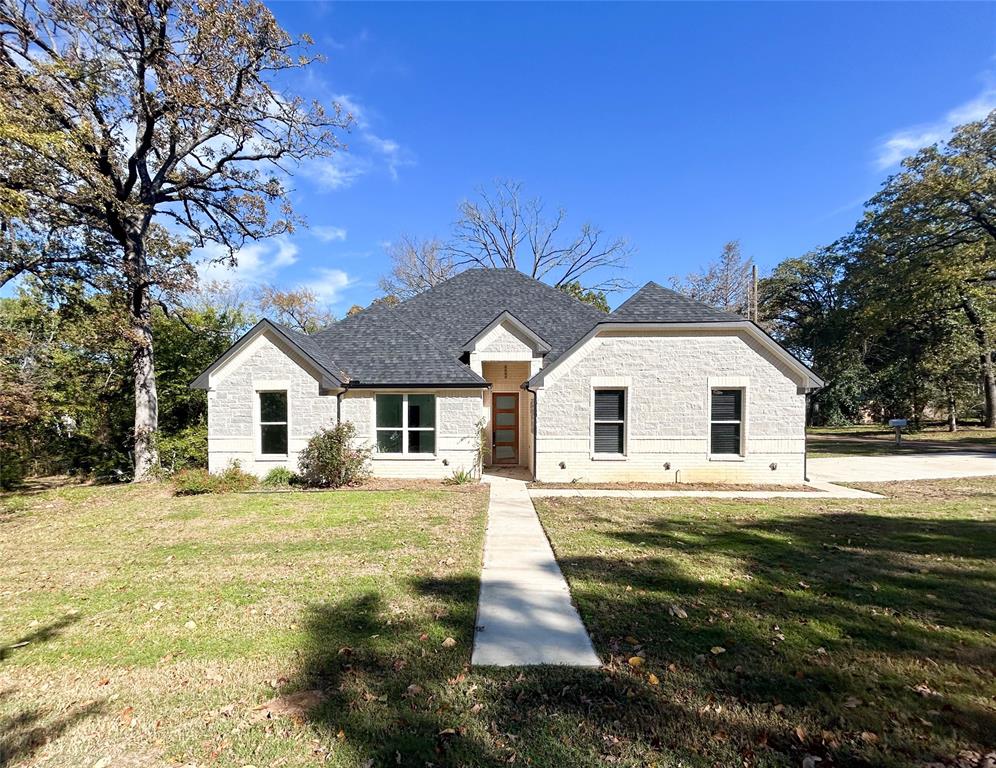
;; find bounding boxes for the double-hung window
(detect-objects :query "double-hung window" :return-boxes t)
[593,389,626,455]
[376,394,436,455]
[259,391,288,455]
[710,389,743,455]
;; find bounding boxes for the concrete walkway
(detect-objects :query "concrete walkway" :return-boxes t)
[472,471,601,667]
[808,451,996,483]
[529,480,882,500]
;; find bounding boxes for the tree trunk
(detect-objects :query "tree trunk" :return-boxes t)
[961,294,996,428]
[124,228,159,481]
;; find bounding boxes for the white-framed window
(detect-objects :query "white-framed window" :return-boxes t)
[593,389,626,455]
[259,391,288,456]
[375,394,436,455]
[710,388,743,455]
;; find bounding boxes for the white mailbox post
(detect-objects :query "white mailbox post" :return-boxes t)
[888,418,908,446]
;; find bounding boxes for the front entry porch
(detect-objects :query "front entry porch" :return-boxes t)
[481,361,535,475]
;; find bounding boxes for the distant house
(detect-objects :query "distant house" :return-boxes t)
[192,269,822,483]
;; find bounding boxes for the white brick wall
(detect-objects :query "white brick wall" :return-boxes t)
[207,330,337,476]
[477,323,535,356]
[534,329,808,484]
[207,324,808,485]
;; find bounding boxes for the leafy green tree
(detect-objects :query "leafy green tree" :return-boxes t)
[0,0,349,477]
[857,113,996,425]
[760,248,869,425]
[255,284,334,333]
[558,281,610,312]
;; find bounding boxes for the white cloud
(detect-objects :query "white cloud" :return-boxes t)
[311,225,348,242]
[875,84,996,169]
[195,237,299,286]
[328,92,414,185]
[303,156,368,190]
[306,268,354,303]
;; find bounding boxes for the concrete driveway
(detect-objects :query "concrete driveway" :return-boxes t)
[808,450,996,483]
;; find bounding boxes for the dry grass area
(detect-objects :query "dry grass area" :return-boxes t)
[0,483,488,767]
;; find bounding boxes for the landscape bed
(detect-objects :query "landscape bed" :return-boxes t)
[528,481,816,492]
[1,476,994,767]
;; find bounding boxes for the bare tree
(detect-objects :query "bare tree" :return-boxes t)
[256,284,334,333]
[671,241,754,315]
[378,235,455,300]
[0,0,349,478]
[447,180,632,292]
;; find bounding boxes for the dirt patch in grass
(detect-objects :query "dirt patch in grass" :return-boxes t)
[528,480,815,491]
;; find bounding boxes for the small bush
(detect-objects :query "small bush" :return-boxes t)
[262,466,297,487]
[218,462,257,492]
[173,468,215,495]
[297,422,370,489]
[173,461,257,495]
[444,468,477,485]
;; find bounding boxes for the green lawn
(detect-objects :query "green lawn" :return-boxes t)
[0,483,492,767]
[807,424,996,458]
[2,478,994,767]
[535,477,996,767]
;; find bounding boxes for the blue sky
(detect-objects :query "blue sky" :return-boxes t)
[204,2,996,312]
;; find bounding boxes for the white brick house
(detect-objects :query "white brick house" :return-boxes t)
[192,269,822,483]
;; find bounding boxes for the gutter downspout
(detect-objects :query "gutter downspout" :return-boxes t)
[803,390,810,483]
[524,384,538,481]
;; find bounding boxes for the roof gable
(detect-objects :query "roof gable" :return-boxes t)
[392,268,605,364]
[190,319,346,390]
[463,311,552,354]
[607,281,744,323]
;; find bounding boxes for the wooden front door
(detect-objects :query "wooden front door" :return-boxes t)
[492,393,519,465]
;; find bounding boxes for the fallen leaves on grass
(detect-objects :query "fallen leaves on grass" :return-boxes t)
[710,646,726,655]
[627,656,644,668]
[253,690,326,723]
[441,637,457,648]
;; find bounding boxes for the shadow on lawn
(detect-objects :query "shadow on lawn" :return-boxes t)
[0,701,105,768]
[285,509,995,767]
[0,614,99,768]
[0,615,79,663]
[290,583,773,767]
[554,508,996,763]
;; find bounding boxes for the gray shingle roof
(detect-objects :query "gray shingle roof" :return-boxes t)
[606,281,744,323]
[204,272,755,389]
[309,303,487,386]
[391,268,606,364]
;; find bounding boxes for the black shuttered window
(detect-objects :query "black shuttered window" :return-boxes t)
[710,389,743,455]
[593,389,625,454]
